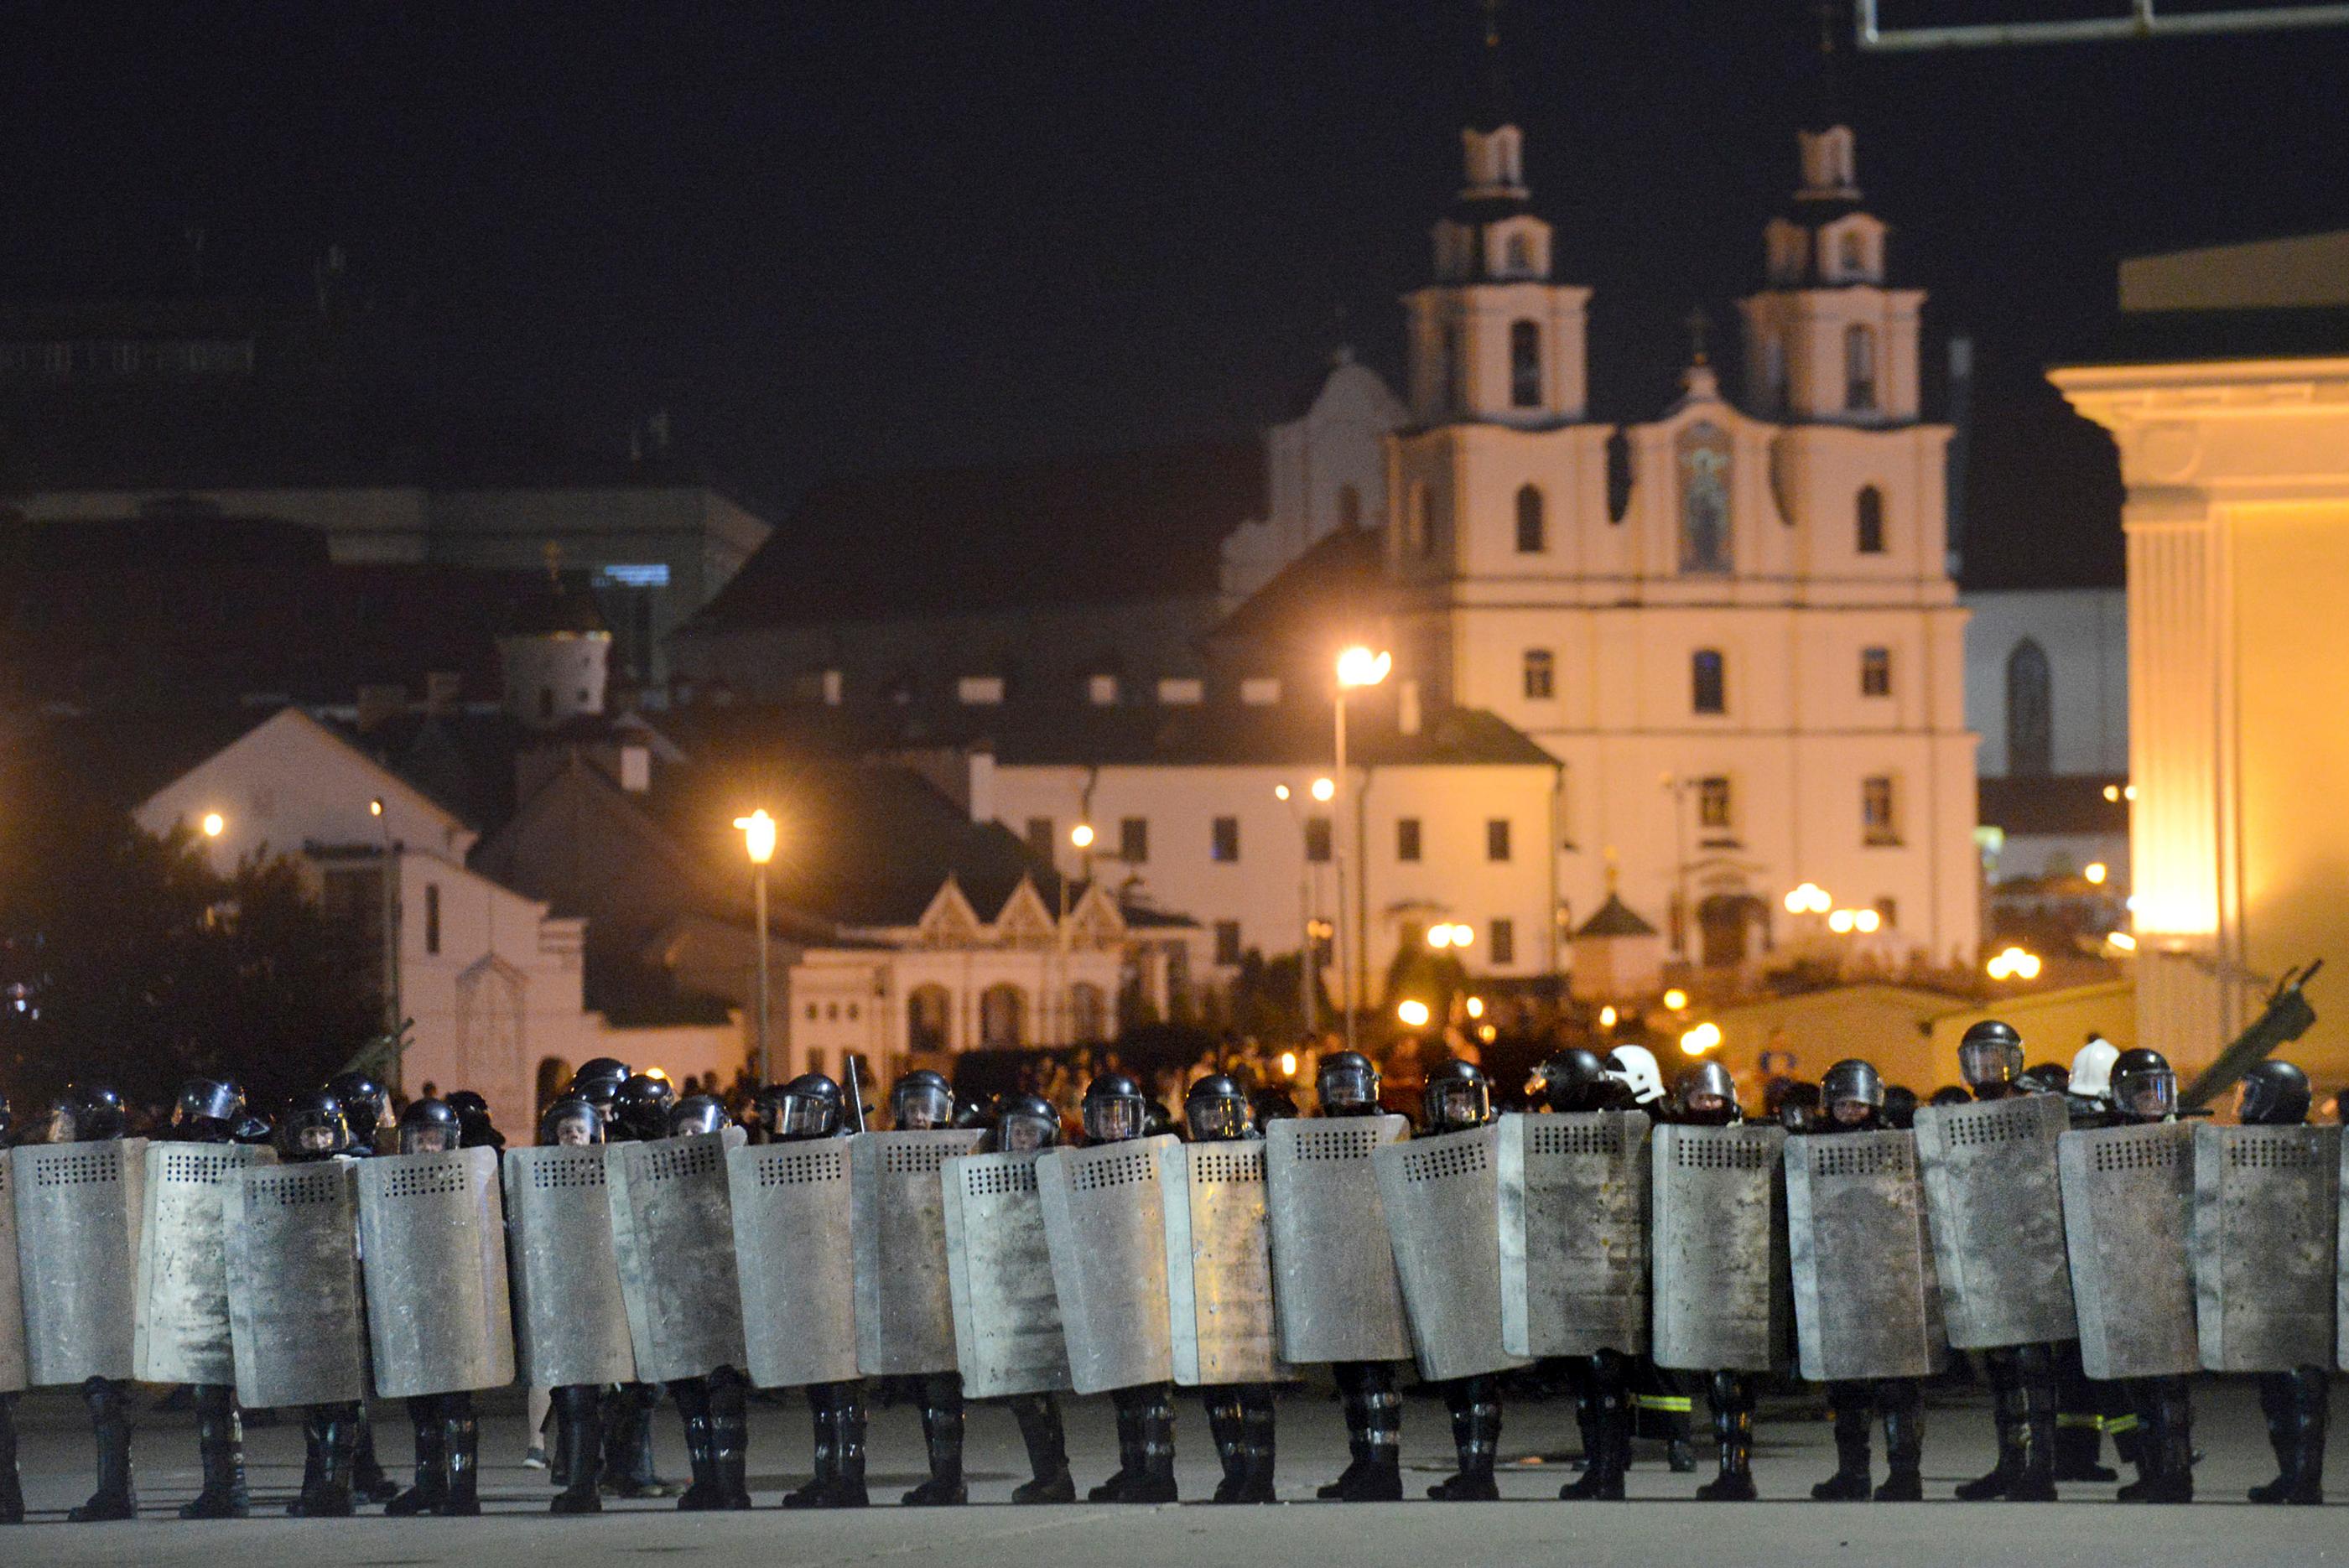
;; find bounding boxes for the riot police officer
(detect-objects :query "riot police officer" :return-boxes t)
[2237,1059,2327,1505]
[538,1094,613,1513]
[169,1077,254,1519]
[644,1093,752,1511]
[323,1071,399,1503]
[1184,1074,1276,1503]
[1419,1058,1505,1502]
[278,1091,367,1517]
[1603,1046,1697,1474]
[613,1072,678,1143]
[380,1098,484,1516]
[1078,1072,1179,1504]
[2053,1038,2133,1483]
[1806,1059,1924,1503]
[0,1092,19,1526]
[1666,1062,1763,1502]
[980,1093,1078,1504]
[886,1071,981,1506]
[2107,1048,2195,1504]
[446,1089,504,1151]
[39,1085,140,1522]
[596,1070,680,1501]
[569,1058,633,1130]
[1312,1051,1405,1503]
[754,1075,865,1508]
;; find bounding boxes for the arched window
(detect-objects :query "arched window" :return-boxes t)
[1068,982,1108,1042]
[1856,485,1886,554]
[1504,233,1532,276]
[2006,639,2053,777]
[1845,324,1878,413]
[907,984,951,1053]
[1839,231,1864,277]
[1605,430,1633,522]
[1336,483,1361,530]
[980,984,1028,1050]
[1522,648,1555,699]
[1510,319,1542,408]
[1515,484,1546,553]
[1692,649,1727,714]
[1677,422,1733,574]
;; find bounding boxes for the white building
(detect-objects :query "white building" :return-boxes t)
[1962,586,2129,883]
[1218,350,1409,608]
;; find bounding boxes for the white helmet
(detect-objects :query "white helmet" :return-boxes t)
[2071,1036,2120,1101]
[1604,1043,1666,1107]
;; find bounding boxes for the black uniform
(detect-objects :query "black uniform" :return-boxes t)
[2104,1048,2195,1505]
[1528,1050,1637,1502]
[325,1072,403,1507]
[382,1098,485,1517]
[1185,1075,1277,1503]
[972,1095,1077,1503]
[35,1085,141,1523]
[1312,1052,1406,1503]
[1668,1062,1760,1503]
[1420,1059,1505,1502]
[278,1091,367,1517]
[598,1071,683,1501]
[537,1094,614,1513]
[1079,1073,1180,1504]
[755,1076,865,1510]
[169,1078,254,1520]
[881,1071,978,1507]
[2239,1061,2328,1505]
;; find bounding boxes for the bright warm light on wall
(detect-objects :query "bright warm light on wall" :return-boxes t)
[369,797,385,818]
[734,809,778,865]
[1464,996,1485,1020]
[1827,909,1858,934]
[2123,785,2138,802]
[200,812,225,839]
[1662,988,1688,1012]
[1279,1050,1298,1077]
[1336,646,1393,689]
[1784,882,1832,915]
[1396,999,1432,1028]
[1478,1024,1498,1044]
[1679,1021,1723,1056]
[2085,862,2108,885]
[1273,784,1291,802]
[1428,922,1473,950]
[2106,931,2139,953]
[1986,946,2043,982]
[2103,784,2121,802]
[1070,823,1095,849]
[1853,908,1882,935]
[1310,776,1336,803]
[1598,1005,1619,1029]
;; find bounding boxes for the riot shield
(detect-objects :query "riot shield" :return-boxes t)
[1651,1123,1789,1374]
[1785,1130,1945,1382]
[226,1159,368,1408]
[942,1150,1071,1399]
[134,1141,274,1385]
[1035,1134,1177,1394]
[1913,1094,2078,1349]
[503,1145,634,1389]
[1264,1115,1411,1365]
[728,1137,859,1389]
[1160,1140,1286,1386]
[2194,1122,2336,1373]
[2060,1121,2197,1381]
[10,1138,146,1386]
[850,1129,983,1378]
[1372,1124,1525,1382]
[1499,1111,1650,1360]
[0,1155,26,1394]
[607,1129,747,1384]
[358,1148,516,1399]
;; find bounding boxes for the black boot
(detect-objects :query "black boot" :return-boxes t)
[550,1385,604,1513]
[1131,1384,1178,1503]
[674,1378,722,1511]
[1342,1366,1403,1502]
[1696,1373,1756,1501]
[783,1382,868,1508]
[437,1396,481,1517]
[1560,1355,1627,1501]
[288,1406,356,1518]
[1811,1385,1873,1500]
[385,1396,448,1516]
[2051,1341,2115,1481]
[1957,1355,2029,1501]
[2249,1367,2326,1506]
[1876,1380,1924,1502]
[2118,1378,2192,1504]
[1205,1390,1249,1503]
[351,1404,398,1506]
[0,1393,23,1526]
[1088,1390,1142,1502]
[1427,1376,1499,1500]
[710,1370,752,1510]
[602,1383,675,1498]
[179,1384,247,1520]
[1010,1394,1076,1503]
[2010,1356,2059,1502]
[68,1377,136,1522]
[1239,1387,1278,1503]
[1318,1367,1369,1499]
[903,1376,967,1506]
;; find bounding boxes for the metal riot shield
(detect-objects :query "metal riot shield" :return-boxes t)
[502,1145,634,1389]
[1035,1134,1177,1394]
[850,1129,984,1377]
[728,1137,858,1389]
[226,1159,368,1408]
[607,1129,747,1384]
[942,1150,1071,1399]
[1651,1123,1789,1374]
[10,1138,146,1386]
[1264,1115,1411,1365]
[2195,1123,2338,1373]
[1159,1140,1286,1386]
[0,1155,26,1394]
[1499,1111,1650,1359]
[358,1148,516,1398]
[1913,1093,2078,1349]
[134,1141,274,1385]
[2060,1121,2197,1381]
[1785,1131,1946,1382]
[1372,1124,1526,1382]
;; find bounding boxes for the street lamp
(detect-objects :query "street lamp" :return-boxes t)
[1273,784,1323,1035]
[735,810,779,1084]
[200,812,225,839]
[1333,647,1390,1059]
[1057,821,1096,1046]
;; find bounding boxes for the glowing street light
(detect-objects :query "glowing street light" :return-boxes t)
[2106,930,2139,953]
[1598,1005,1619,1029]
[1279,1050,1298,1078]
[1827,909,1858,934]
[1336,646,1392,689]
[1463,995,1485,1020]
[1662,988,1689,1012]
[1853,908,1882,934]
[1784,882,1832,915]
[1273,784,1291,802]
[735,809,778,866]
[2084,862,2108,885]
[200,812,226,839]
[1332,648,1391,1061]
[1986,946,2044,982]
[1070,822,1095,850]
[735,810,782,1083]
[1396,999,1432,1029]
[1310,776,1335,803]
[1679,1021,1723,1056]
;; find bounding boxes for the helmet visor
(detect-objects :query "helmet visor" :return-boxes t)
[1425,1078,1489,1131]
[893,1082,954,1130]
[1317,1062,1377,1111]
[1186,1095,1251,1140]
[2115,1066,2177,1121]
[550,1111,600,1146]
[1083,1095,1146,1144]
[402,1124,455,1155]
[1001,1110,1058,1153]
[1958,1040,2019,1088]
[776,1094,836,1139]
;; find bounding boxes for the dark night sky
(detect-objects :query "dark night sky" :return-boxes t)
[3,3,2346,587]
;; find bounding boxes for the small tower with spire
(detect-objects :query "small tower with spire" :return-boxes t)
[499,545,614,729]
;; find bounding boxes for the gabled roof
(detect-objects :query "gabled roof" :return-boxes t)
[1574,893,1660,940]
[1205,524,1391,652]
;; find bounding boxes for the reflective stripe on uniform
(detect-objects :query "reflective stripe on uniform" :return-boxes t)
[2056,1413,2103,1429]
[2102,1414,2140,1435]
[1636,1394,1694,1413]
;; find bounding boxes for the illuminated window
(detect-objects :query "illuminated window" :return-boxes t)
[1523,648,1555,700]
[1678,422,1733,574]
[1860,647,1891,697]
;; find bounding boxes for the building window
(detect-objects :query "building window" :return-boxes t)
[1214,921,1243,967]
[957,675,1005,705]
[1764,335,1787,411]
[1120,817,1149,864]
[1696,776,1733,832]
[1489,918,1515,966]
[424,884,440,956]
[1860,647,1891,697]
[1396,818,1422,862]
[1487,819,1512,862]
[1510,319,1542,408]
[1606,430,1633,522]
[1874,896,1899,928]
[1026,817,1055,859]
[1692,649,1726,714]
[1157,677,1203,705]
[1863,776,1900,845]
[1504,233,1532,275]
[1088,673,1119,705]
[1336,484,1361,530]
[1211,817,1240,863]
[1515,484,1546,553]
[2006,638,2053,777]
[1846,324,1878,413]
[1856,485,1885,554]
[1677,421,1733,574]
[1522,648,1555,700]
[1305,816,1333,864]
[1239,676,1281,705]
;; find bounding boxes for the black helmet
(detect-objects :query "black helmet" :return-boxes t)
[1928,1084,1972,1108]
[2239,1060,2312,1127]
[538,1094,605,1147]
[891,1070,955,1131]
[172,1077,244,1138]
[570,1057,633,1094]
[757,1073,843,1141]
[1081,1072,1150,1145]
[1821,1059,1885,1116]
[327,1072,392,1145]
[1143,1098,1177,1138]
[1881,1083,1920,1130]
[1957,1020,2024,1096]
[398,1097,464,1155]
[1254,1086,1300,1124]
[231,1109,274,1146]
[2110,1047,2178,1123]
[669,1093,732,1138]
[2015,1062,2071,1097]
[1184,1073,1255,1141]
[954,1094,998,1131]
[1674,1062,1740,1126]
[1531,1048,1610,1114]
[1316,1051,1381,1116]
[277,1089,351,1160]
[995,1093,1061,1154]
[613,1073,678,1141]
[446,1088,502,1149]
[1422,1058,1494,1134]
[47,1083,127,1143]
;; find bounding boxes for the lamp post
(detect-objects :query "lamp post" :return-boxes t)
[735,810,779,1084]
[370,797,400,1090]
[1333,645,1391,1057]
[1059,822,1094,1045]
[1274,784,1325,1036]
